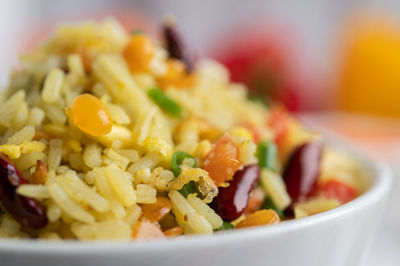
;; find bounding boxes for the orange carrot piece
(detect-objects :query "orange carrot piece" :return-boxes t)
[203,133,241,186]
[30,161,47,185]
[236,209,280,229]
[131,219,165,240]
[141,197,172,223]
[163,226,184,237]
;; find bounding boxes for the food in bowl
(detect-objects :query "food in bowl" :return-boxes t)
[0,18,367,240]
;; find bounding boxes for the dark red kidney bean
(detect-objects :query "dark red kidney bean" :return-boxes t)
[283,141,323,205]
[211,165,260,222]
[0,153,48,229]
[162,21,193,71]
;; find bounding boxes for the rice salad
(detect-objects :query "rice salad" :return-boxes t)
[0,18,366,241]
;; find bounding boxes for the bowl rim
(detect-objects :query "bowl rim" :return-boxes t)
[0,138,392,255]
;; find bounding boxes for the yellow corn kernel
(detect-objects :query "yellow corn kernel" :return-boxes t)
[229,126,253,141]
[69,94,112,137]
[123,35,155,73]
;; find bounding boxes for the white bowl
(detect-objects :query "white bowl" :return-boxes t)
[0,140,392,266]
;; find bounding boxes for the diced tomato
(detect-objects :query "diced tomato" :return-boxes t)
[131,219,165,240]
[319,179,358,204]
[236,209,280,229]
[141,197,172,223]
[203,133,241,186]
[268,106,289,147]
[163,226,184,237]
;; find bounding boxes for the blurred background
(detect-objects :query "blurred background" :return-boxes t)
[0,0,399,265]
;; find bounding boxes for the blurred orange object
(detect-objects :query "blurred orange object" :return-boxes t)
[158,59,194,89]
[123,35,155,73]
[338,14,400,117]
[236,209,280,229]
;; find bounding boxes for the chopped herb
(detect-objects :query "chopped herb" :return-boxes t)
[172,151,198,197]
[179,181,197,198]
[261,197,285,220]
[215,221,234,231]
[148,88,182,117]
[171,151,197,177]
[256,141,277,171]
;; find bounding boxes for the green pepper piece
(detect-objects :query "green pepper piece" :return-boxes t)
[261,197,285,220]
[215,221,234,231]
[178,181,197,198]
[256,141,277,171]
[171,151,197,177]
[148,88,182,117]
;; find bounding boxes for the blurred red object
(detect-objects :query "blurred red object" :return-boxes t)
[210,21,309,112]
[318,179,357,204]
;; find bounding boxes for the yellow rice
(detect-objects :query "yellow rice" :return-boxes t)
[0,18,366,241]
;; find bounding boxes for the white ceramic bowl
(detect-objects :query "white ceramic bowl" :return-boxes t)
[0,140,392,266]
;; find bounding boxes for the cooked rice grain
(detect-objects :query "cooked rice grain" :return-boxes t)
[41,68,65,104]
[187,194,222,229]
[67,54,85,77]
[14,151,45,170]
[16,184,50,199]
[104,164,136,207]
[103,148,129,170]
[169,190,213,234]
[56,171,110,213]
[47,182,95,224]
[135,184,157,204]
[46,200,62,223]
[28,107,45,127]
[124,204,142,227]
[71,220,131,240]
[7,125,35,145]
[0,90,25,128]
[48,139,63,170]
[127,152,161,175]
[93,167,126,219]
